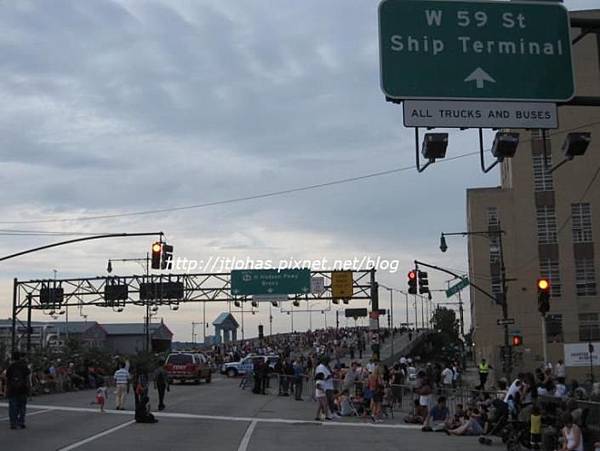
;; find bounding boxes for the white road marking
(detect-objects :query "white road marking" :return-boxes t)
[0,408,54,422]
[238,420,258,451]
[0,402,420,430]
[57,419,136,450]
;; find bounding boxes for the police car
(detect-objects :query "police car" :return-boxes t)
[221,354,279,377]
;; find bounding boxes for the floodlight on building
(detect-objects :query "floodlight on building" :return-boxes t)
[564,132,591,160]
[491,132,519,161]
[422,133,448,161]
[545,132,592,173]
[480,129,519,173]
[414,128,449,172]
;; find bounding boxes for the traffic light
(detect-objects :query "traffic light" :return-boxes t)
[408,271,417,295]
[418,271,429,294]
[151,242,162,269]
[161,244,174,270]
[258,325,264,339]
[537,278,550,316]
[234,300,241,308]
[271,301,278,307]
[293,300,300,307]
[512,335,523,346]
[251,300,258,308]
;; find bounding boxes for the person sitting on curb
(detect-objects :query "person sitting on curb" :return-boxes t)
[422,396,449,432]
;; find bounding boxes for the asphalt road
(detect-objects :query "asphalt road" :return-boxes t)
[0,373,501,451]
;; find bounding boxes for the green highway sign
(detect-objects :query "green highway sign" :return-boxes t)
[446,278,470,298]
[379,0,574,101]
[230,269,311,296]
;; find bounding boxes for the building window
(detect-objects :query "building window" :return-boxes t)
[531,129,545,141]
[540,259,561,297]
[532,153,554,192]
[491,274,502,301]
[575,258,597,296]
[579,313,600,341]
[545,314,563,343]
[572,203,593,243]
[487,207,499,227]
[536,206,558,244]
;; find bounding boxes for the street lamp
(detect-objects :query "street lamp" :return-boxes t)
[439,234,448,253]
[439,227,511,379]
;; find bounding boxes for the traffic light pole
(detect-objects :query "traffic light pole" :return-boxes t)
[8,232,163,353]
[415,255,512,379]
[1,232,163,262]
[439,226,512,379]
[498,229,512,379]
[541,315,548,364]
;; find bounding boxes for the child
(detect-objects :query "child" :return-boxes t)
[314,373,331,421]
[96,382,108,413]
[530,405,542,449]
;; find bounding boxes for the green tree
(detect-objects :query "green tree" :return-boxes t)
[431,307,460,344]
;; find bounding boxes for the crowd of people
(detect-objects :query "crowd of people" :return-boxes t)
[401,357,600,450]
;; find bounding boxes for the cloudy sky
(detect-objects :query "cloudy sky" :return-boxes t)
[0,0,596,341]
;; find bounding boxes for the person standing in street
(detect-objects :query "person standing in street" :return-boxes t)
[315,357,336,416]
[113,361,130,410]
[153,360,170,411]
[293,357,304,401]
[478,358,491,390]
[6,352,30,430]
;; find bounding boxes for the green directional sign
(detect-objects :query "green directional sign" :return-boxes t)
[446,278,470,298]
[378,0,574,101]
[230,269,311,296]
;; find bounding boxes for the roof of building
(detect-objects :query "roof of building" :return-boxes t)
[45,322,100,334]
[101,323,173,337]
[212,312,239,328]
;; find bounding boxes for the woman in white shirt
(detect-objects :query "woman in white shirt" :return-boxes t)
[561,412,583,451]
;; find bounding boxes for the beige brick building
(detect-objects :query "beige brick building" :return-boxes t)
[467,11,600,382]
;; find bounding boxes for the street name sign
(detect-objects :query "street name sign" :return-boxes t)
[230,269,310,295]
[403,100,558,129]
[252,294,289,303]
[379,0,574,101]
[497,318,516,326]
[345,308,368,318]
[446,278,469,297]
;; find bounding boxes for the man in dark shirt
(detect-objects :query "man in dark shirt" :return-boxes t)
[153,360,169,411]
[6,352,30,430]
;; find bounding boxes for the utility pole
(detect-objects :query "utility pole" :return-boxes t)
[269,303,273,336]
[438,224,511,380]
[203,301,207,344]
[414,295,418,330]
[498,226,511,378]
[457,287,465,337]
[589,342,595,384]
[389,288,394,358]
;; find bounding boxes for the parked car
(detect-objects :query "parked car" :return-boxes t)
[221,355,279,377]
[165,352,212,384]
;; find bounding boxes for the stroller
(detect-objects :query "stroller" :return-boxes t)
[479,399,510,446]
[502,420,532,451]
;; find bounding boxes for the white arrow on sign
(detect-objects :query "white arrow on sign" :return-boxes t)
[464,67,496,89]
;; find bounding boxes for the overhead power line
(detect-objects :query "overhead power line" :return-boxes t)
[0,119,598,226]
